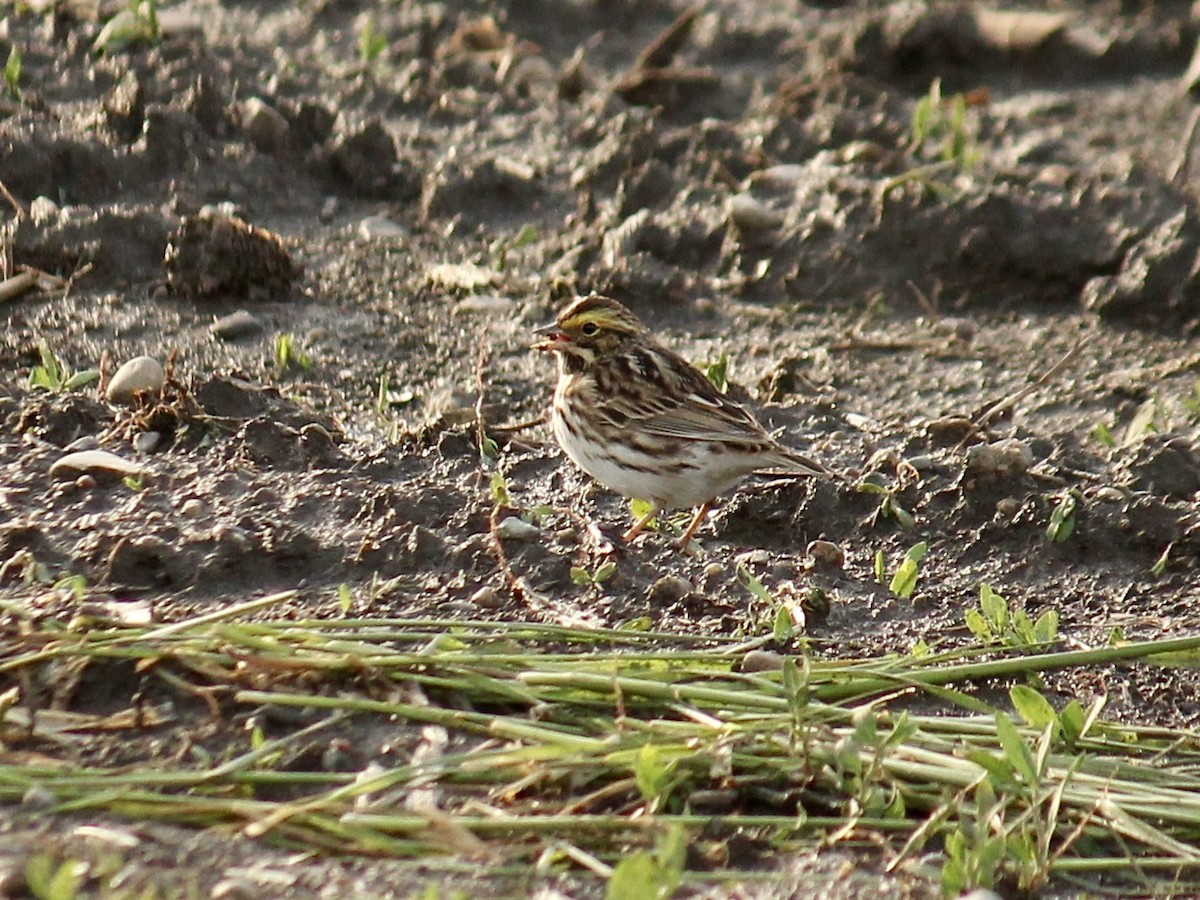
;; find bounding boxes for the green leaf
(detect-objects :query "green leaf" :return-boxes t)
[4,46,20,97]
[772,604,793,642]
[1150,543,1172,578]
[1033,608,1059,643]
[593,561,617,584]
[1091,421,1115,447]
[63,369,100,391]
[994,711,1038,786]
[964,608,993,643]
[702,351,729,393]
[978,584,1007,627]
[629,498,656,530]
[889,541,927,599]
[633,743,668,802]
[872,549,886,583]
[735,563,772,604]
[569,566,591,586]
[1046,490,1077,543]
[606,853,661,900]
[337,583,352,613]
[1009,685,1059,733]
[488,471,510,506]
[1059,700,1085,744]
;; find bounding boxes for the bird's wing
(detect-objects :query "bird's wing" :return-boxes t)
[595,347,772,444]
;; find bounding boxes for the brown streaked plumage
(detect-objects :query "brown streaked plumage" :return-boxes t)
[533,294,829,550]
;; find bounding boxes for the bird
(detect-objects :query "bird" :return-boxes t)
[532,293,830,550]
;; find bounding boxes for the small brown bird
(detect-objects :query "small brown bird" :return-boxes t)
[533,294,829,550]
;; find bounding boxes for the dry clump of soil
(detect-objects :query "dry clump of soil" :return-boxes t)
[3,0,1200,895]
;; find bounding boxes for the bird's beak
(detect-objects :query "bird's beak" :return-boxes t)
[531,321,570,352]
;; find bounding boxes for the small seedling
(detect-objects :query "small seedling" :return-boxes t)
[358,15,387,66]
[858,481,916,530]
[488,471,510,506]
[93,0,160,53]
[27,341,99,393]
[4,47,20,99]
[965,583,1058,649]
[569,561,616,587]
[605,823,685,900]
[1150,543,1172,577]
[628,497,658,533]
[273,333,312,371]
[909,78,979,170]
[337,583,353,613]
[122,474,145,492]
[376,372,414,415]
[52,574,87,600]
[1044,489,1079,543]
[1090,421,1115,448]
[888,541,928,599]
[24,854,86,900]
[702,351,729,393]
[736,563,797,640]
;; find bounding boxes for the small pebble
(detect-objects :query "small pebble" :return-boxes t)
[965,438,1033,478]
[74,474,97,490]
[470,585,502,608]
[106,355,165,404]
[50,449,145,480]
[1094,486,1126,503]
[319,196,338,222]
[995,497,1022,517]
[741,650,785,673]
[647,575,693,604]
[210,309,263,340]
[728,192,783,232]
[358,214,407,239]
[29,195,60,225]
[240,96,291,152]
[132,431,161,454]
[64,435,100,452]
[805,539,844,569]
[180,498,205,516]
[495,516,540,541]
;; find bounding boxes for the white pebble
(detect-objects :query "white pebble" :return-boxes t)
[495,516,540,541]
[106,356,165,405]
[50,449,145,479]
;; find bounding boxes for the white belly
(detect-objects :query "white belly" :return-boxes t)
[552,407,752,510]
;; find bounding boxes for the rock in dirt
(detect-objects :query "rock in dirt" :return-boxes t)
[805,539,844,569]
[239,96,291,154]
[1126,436,1200,499]
[965,439,1033,480]
[1081,211,1200,321]
[210,310,264,340]
[102,70,144,142]
[106,355,165,404]
[105,536,182,588]
[49,449,145,481]
[647,574,694,604]
[164,210,296,301]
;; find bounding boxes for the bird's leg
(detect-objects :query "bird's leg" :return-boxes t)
[674,501,713,551]
[622,504,659,542]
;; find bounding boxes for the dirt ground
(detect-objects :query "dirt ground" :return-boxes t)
[4,0,1200,896]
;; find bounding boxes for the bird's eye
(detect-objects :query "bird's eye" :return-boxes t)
[580,322,600,336]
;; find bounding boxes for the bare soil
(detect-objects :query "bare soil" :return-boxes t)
[4,0,1200,896]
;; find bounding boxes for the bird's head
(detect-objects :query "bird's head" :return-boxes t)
[532,294,648,368]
